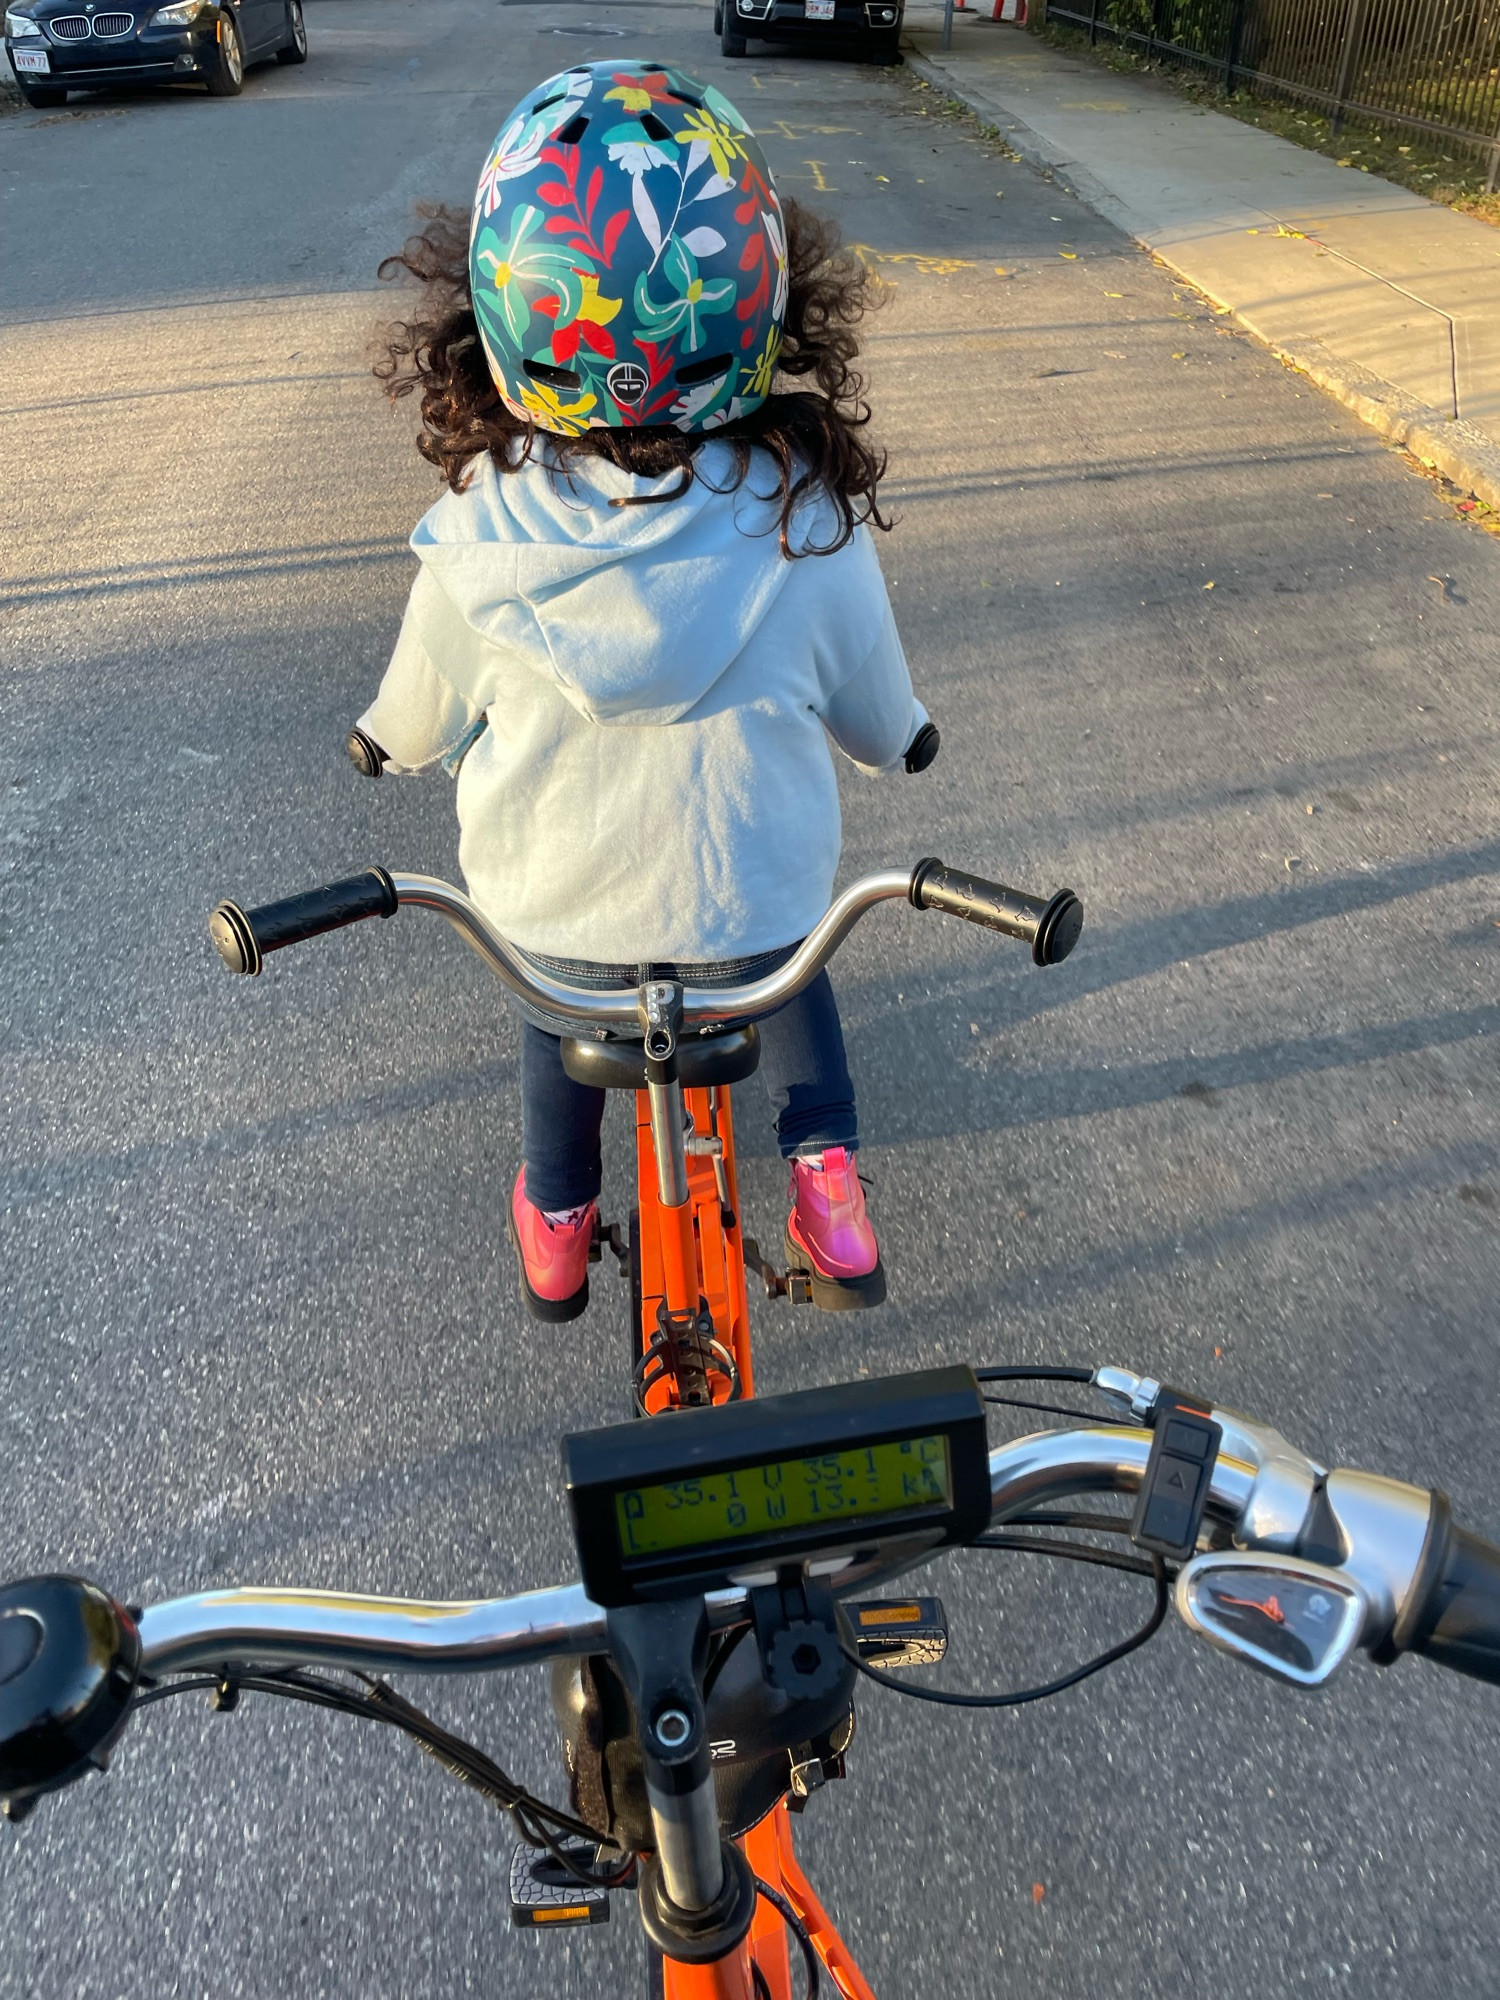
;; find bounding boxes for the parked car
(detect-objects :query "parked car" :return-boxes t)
[3,0,305,106]
[713,0,900,62]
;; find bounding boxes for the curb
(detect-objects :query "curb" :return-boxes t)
[905,47,1500,516]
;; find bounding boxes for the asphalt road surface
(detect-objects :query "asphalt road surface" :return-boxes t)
[3,3,1499,1995]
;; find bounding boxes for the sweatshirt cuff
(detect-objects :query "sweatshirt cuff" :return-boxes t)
[859,697,930,777]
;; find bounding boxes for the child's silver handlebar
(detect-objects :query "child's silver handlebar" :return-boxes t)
[209,862,1083,1018]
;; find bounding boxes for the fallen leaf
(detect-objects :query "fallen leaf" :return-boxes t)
[993,265,1011,277]
[1202,580,1215,590]
[1285,856,1303,870]
[1172,351,1187,359]
[1032,1883,1046,1905]
[1104,290,1123,297]
[1214,1346,1223,1358]
[1060,250,1078,259]
[1317,492,1335,499]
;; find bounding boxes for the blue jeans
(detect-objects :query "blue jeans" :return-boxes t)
[521,969,858,1213]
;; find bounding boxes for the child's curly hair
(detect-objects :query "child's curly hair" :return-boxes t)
[373,198,889,558]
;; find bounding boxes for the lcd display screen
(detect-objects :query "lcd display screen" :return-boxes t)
[614,1434,952,1559]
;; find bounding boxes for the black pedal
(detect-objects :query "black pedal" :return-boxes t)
[1131,1389,1221,1561]
[589,1219,629,1278]
[741,1235,795,1301]
[846,1596,948,1667]
[508,1841,612,1929]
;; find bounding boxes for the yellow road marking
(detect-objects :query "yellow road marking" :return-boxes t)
[846,242,978,276]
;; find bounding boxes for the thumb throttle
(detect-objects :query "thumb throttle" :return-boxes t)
[209,867,398,976]
[910,859,1083,965]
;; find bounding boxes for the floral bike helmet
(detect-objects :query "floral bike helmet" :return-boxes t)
[468,61,788,437]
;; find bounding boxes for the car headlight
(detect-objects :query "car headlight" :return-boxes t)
[5,11,44,36]
[149,0,215,23]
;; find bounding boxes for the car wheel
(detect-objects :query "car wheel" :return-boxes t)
[720,9,748,54]
[205,14,244,94]
[276,0,307,63]
[864,24,903,60]
[17,81,68,106]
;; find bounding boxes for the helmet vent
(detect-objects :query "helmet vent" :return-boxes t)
[675,351,733,387]
[640,111,671,142]
[555,112,590,145]
[523,358,583,390]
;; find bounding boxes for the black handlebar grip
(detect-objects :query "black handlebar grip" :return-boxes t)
[209,867,398,976]
[904,722,941,774]
[1399,1495,1500,1688]
[910,859,1083,966]
[346,727,389,779]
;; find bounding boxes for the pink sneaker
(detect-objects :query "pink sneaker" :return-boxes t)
[784,1148,886,1312]
[507,1169,596,1323]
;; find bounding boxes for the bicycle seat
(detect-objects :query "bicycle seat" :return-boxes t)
[560,1024,761,1092]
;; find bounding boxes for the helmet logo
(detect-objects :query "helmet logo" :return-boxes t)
[607,361,650,407]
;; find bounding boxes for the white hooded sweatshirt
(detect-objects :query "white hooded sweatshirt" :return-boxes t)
[358,443,925,965]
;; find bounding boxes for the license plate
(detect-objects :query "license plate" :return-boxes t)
[13,47,51,72]
[805,0,835,18]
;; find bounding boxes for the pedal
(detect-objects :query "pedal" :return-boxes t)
[589,1218,630,1280]
[508,1840,613,1929]
[847,1597,948,1668]
[741,1234,790,1300]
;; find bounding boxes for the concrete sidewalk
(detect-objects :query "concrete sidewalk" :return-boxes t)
[905,14,1500,510]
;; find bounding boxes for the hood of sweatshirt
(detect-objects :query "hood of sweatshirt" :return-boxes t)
[409,443,829,727]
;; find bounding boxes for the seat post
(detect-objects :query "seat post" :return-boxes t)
[641,982,699,1319]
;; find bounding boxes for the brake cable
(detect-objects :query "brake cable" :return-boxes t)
[975,1363,1134,1428]
[842,1553,1168,1710]
[129,1665,632,1884]
[754,1878,820,1999]
[974,1531,1163,1580]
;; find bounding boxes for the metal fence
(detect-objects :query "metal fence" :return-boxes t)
[1043,0,1500,189]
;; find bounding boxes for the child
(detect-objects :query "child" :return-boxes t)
[355,61,926,1324]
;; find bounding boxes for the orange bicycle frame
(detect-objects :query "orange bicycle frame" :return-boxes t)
[628,1074,875,2000]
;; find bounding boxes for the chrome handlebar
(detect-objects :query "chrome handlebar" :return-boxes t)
[138,1394,1431,1680]
[390,868,917,1030]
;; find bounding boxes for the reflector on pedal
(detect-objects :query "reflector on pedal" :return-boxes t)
[848,1596,948,1667]
[509,1841,611,1928]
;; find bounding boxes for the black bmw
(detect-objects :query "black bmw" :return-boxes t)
[4,0,305,106]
